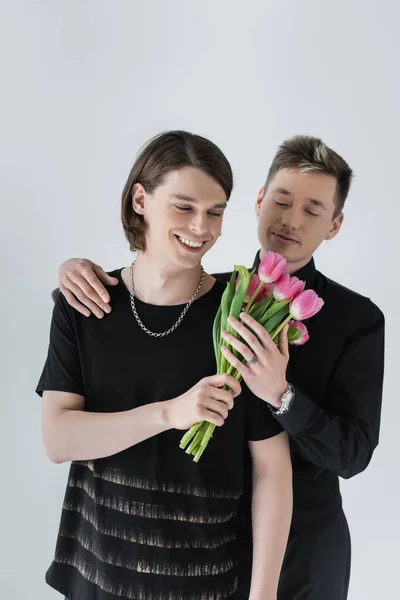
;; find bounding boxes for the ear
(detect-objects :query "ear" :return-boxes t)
[255,186,265,217]
[132,183,147,215]
[326,212,344,241]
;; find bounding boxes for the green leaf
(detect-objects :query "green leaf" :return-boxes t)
[224,266,251,362]
[249,298,273,321]
[212,304,222,373]
[287,326,302,343]
[220,271,237,373]
[263,306,290,334]
[229,266,250,321]
[260,299,290,322]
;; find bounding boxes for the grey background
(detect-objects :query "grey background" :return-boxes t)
[1,1,398,598]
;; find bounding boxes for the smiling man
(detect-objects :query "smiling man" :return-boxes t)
[54,135,385,600]
[38,131,293,600]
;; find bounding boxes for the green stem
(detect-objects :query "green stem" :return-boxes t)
[193,444,207,463]
[189,421,215,458]
[179,421,202,449]
[245,281,265,313]
[186,422,208,455]
[200,422,216,447]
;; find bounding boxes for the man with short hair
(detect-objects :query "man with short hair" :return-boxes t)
[56,135,385,599]
[38,130,293,600]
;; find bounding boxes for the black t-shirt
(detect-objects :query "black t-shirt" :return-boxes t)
[36,269,282,600]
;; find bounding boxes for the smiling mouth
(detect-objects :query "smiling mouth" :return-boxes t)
[175,235,207,252]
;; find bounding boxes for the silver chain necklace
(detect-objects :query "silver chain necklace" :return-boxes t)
[128,262,205,337]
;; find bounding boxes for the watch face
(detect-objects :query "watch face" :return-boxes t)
[281,385,294,408]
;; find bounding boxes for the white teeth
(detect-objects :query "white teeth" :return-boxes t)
[179,236,203,248]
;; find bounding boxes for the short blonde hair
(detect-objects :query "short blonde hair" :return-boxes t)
[265,135,353,215]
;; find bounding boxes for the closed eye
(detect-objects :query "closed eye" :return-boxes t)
[275,201,289,208]
[305,210,318,217]
[175,205,222,218]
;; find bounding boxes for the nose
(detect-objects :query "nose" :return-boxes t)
[189,211,208,236]
[281,206,302,230]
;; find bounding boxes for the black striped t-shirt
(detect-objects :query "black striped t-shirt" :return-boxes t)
[36,270,282,600]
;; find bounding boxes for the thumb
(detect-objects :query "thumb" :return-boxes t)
[94,265,119,286]
[278,325,289,360]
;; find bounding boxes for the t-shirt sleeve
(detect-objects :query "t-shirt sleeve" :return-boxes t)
[244,384,284,441]
[36,293,84,397]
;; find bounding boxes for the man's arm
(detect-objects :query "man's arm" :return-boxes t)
[41,391,170,463]
[220,298,385,480]
[41,375,240,464]
[40,283,241,464]
[248,432,292,600]
[276,301,385,479]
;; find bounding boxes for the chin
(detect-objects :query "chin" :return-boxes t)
[173,249,207,269]
[265,233,300,256]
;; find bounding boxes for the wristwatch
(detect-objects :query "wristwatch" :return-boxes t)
[270,383,295,416]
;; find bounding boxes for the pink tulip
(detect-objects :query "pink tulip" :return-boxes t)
[258,251,287,284]
[237,274,271,304]
[288,320,309,345]
[290,289,324,320]
[272,273,305,301]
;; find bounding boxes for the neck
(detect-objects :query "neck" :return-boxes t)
[123,252,205,306]
[259,247,313,275]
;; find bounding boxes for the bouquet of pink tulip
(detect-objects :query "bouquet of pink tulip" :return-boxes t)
[179,251,324,462]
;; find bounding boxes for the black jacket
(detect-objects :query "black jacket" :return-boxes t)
[218,253,385,538]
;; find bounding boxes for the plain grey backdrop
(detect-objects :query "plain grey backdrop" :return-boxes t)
[1,1,398,598]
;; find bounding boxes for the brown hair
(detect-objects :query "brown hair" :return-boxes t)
[265,135,353,216]
[121,130,233,251]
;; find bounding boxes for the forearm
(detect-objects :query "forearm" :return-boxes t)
[43,400,170,463]
[249,467,293,600]
[277,388,377,478]
[277,305,384,478]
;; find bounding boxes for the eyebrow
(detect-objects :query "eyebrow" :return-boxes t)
[274,188,327,211]
[170,193,227,209]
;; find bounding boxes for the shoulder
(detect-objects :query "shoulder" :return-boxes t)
[51,267,124,304]
[212,271,234,284]
[206,278,226,303]
[318,271,384,326]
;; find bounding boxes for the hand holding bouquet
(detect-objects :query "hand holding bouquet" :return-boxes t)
[180,252,324,462]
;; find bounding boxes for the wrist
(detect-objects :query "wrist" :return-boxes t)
[268,382,288,409]
[272,383,295,416]
[160,399,174,430]
[134,401,172,432]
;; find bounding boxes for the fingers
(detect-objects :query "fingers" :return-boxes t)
[67,268,111,309]
[60,287,90,318]
[201,409,225,428]
[221,330,255,363]
[205,398,230,421]
[61,281,105,319]
[66,271,111,316]
[94,265,119,291]
[207,373,241,397]
[220,346,249,379]
[209,386,235,410]
[278,325,290,360]
[238,313,275,350]
[227,315,265,355]
[58,259,114,314]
